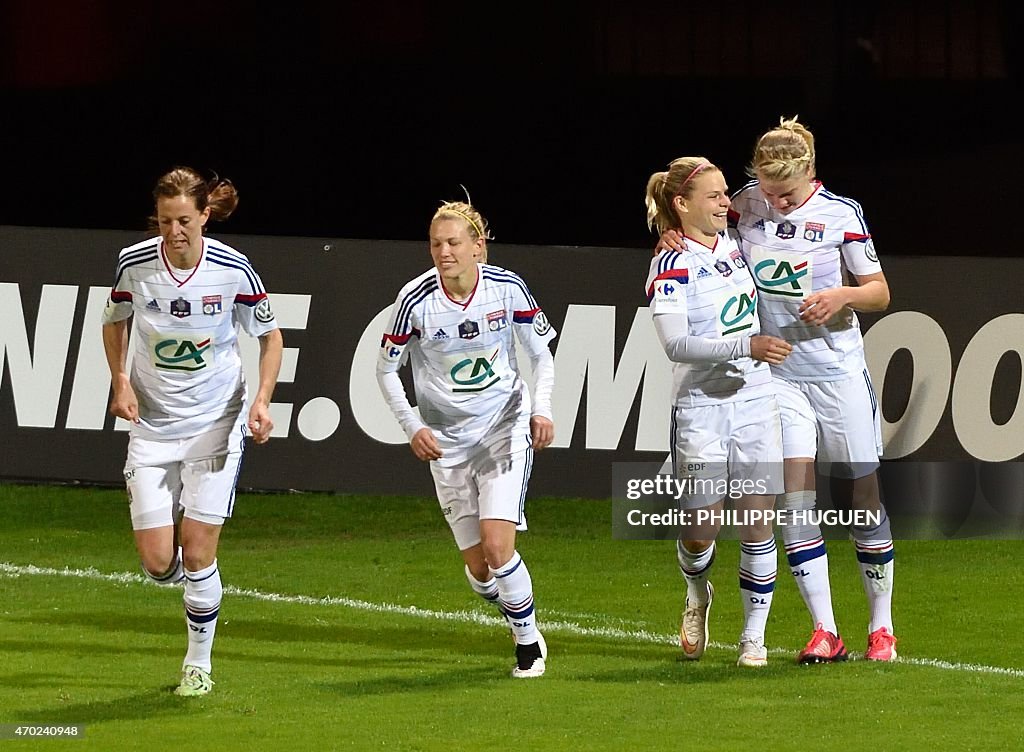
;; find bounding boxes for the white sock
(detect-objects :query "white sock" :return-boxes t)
[783,535,837,634]
[677,539,715,605]
[183,560,222,672]
[491,551,539,645]
[465,565,505,618]
[739,539,777,642]
[854,539,895,633]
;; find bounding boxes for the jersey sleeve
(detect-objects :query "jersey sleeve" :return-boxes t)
[100,248,136,325]
[377,283,422,373]
[509,273,556,356]
[839,205,883,276]
[646,251,689,316]
[233,266,279,337]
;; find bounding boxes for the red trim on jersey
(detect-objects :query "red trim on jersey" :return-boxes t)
[792,180,823,211]
[513,308,540,323]
[234,292,267,306]
[682,232,718,251]
[655,269,690,283]
[843,232,871,242]
[646,269,690,299]
[381,332,412,347]
[439,267,480,310]
[727,208,741,223]
[110,290,132,303]
[160,240,204,287]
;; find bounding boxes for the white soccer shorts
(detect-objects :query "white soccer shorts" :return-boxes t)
[430,444,534,550]
[125,419,247,530]
[773,370,883,478]
[670,394,784,509]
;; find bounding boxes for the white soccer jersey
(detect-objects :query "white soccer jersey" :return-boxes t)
[378,263,556,466]
[645,231,773,406]
[101,236,278,441]
[729,180,883,381]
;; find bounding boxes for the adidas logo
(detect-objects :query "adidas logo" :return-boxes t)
[754,219,766,231]
[432,329,449,340]
[696,267,713,279]
[146,299,160,311]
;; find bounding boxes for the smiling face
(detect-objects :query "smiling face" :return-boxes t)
[157,194,209,266]
[757,170,815,215]
[429,217,484,295]
[675,169,731,241]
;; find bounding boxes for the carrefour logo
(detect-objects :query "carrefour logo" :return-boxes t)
[753,257,810,298]
[720,290,757,335]
[151,333,213,372]
[450,348,500,393]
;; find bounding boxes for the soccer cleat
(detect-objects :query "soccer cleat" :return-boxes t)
[679,581,714,660]
[512,631,547,678]
[174,665,214,696]
[865,627,898,662]
[737,637,768,668]
[798,623,849,664]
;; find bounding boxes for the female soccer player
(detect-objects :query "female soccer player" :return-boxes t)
[376,199,556,678]
[101,167,283,695]
[645,157,791,667]
[659,118,897,662]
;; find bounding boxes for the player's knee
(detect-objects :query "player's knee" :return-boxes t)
[181,548,216,572]
[679,538,714,555]
[141,548,182,584]
[481,542,515,571]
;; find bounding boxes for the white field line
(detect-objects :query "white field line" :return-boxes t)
[3,561,1022,679]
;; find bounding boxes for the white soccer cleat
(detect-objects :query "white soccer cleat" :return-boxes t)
[737,637,768,668]
[174,664,214,696]
[680,582,713,660]
[512,631,547,678]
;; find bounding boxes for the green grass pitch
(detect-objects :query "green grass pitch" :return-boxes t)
[1,483,1022,750]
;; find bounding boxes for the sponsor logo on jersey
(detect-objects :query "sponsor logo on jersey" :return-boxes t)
[730,250,746,268]
[170,297,191,318]
[254,297,275,323]
[753,258,810,297]
[150,332,213,372]
[776,221,797,239]
[696,267,713,279]
[450,347,500,393]
[532,310,551,336]
[380,333,408,363]
[865,239,878,262]
[719,289,758,336]
[487,309,509,331]
[202,295,223,315]
[432,328,450,340]
[803,221,825,242]
[714,260,733,277]
[458,320,480,339]
[146,298,160,311]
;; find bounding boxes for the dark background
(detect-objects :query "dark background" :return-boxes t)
[2,1,1021,254]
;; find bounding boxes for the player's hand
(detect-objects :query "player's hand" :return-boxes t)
[108,379,140,423]
[655,228,686,255]
[248,401,274,444]
[410,427,442,461]
[799,287,848,326]
[749,335,792,365]
[530,416,554,450]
